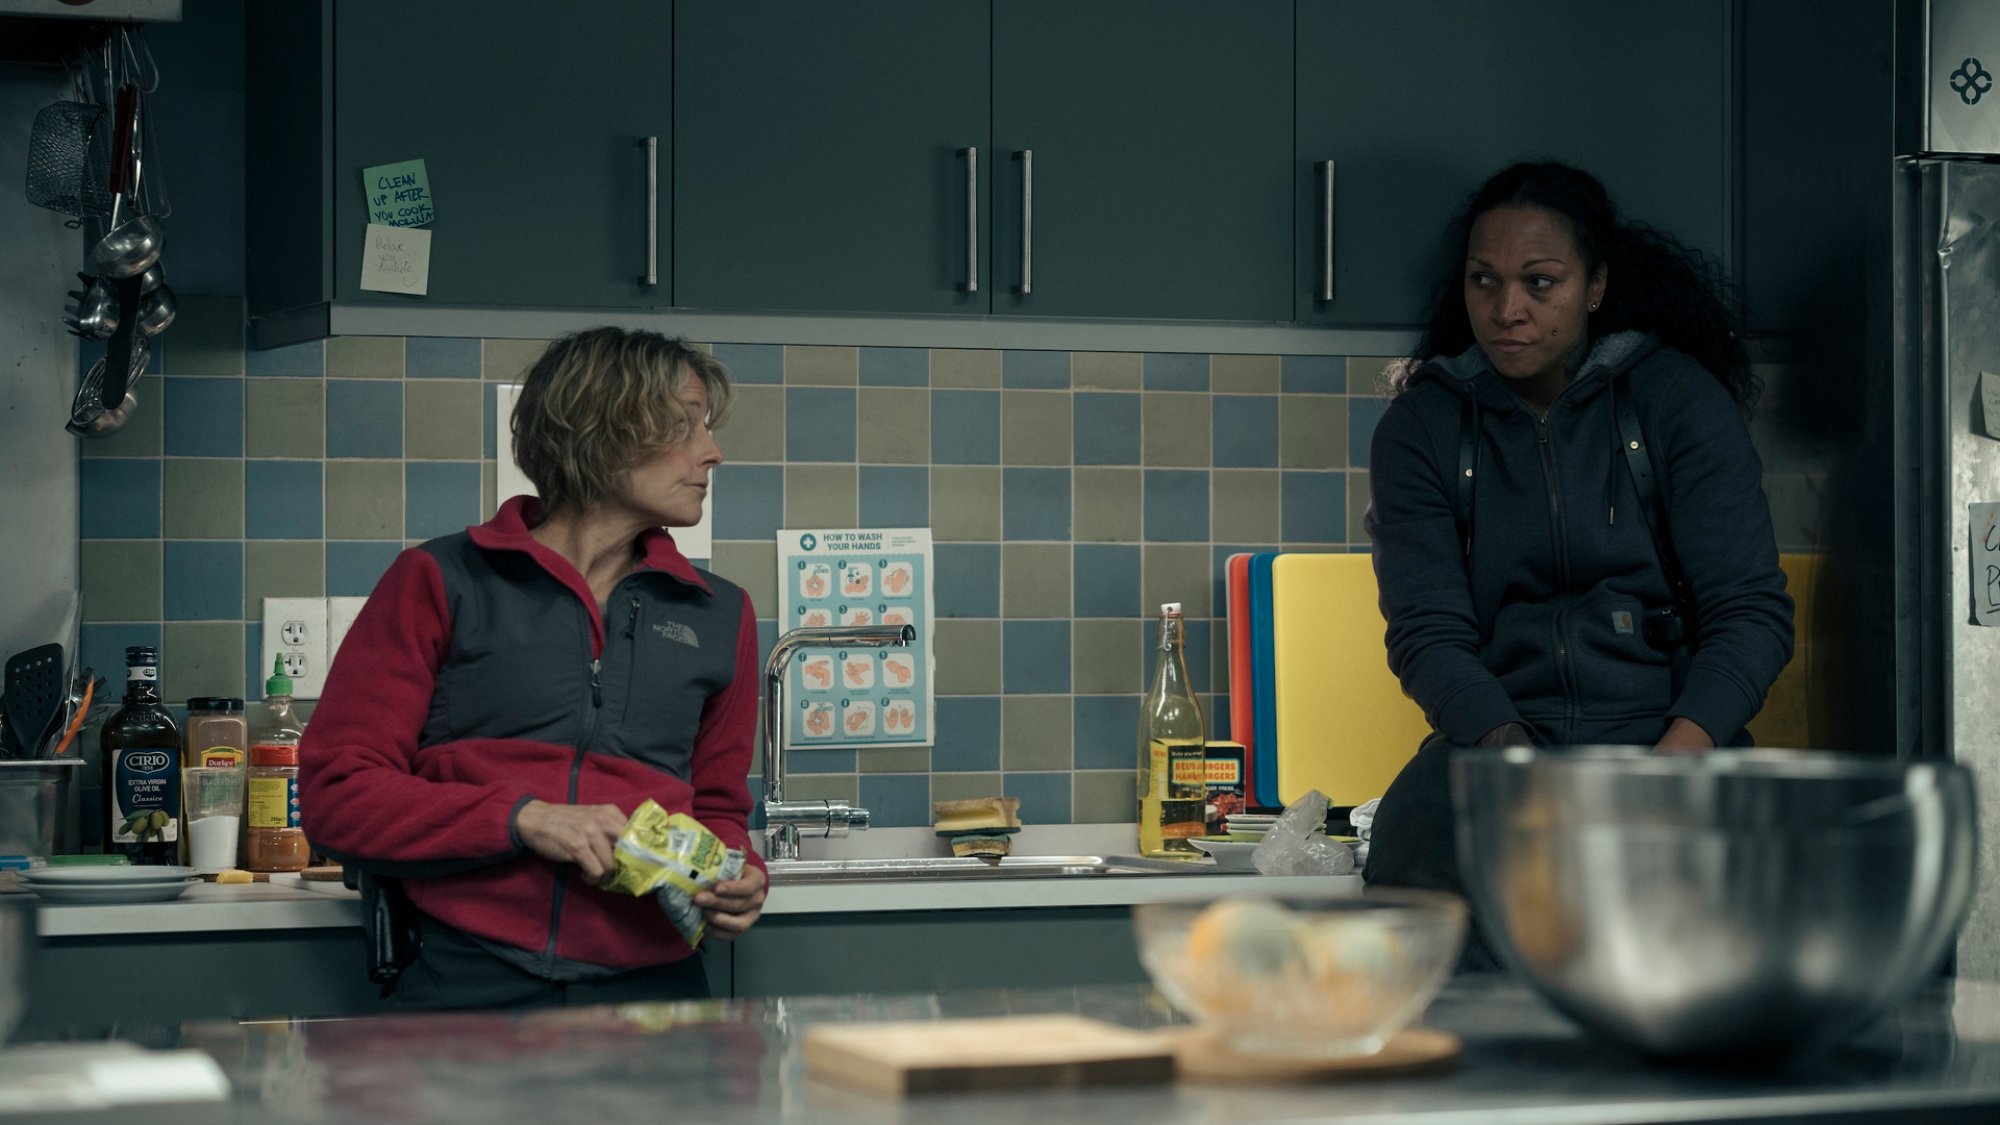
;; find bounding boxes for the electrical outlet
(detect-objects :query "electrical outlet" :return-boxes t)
[261,597,329,700]
[326,597,367,676]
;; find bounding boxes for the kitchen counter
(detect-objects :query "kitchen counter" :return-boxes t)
[18,976,1999,1124]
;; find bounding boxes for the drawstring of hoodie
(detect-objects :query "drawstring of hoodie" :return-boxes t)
[1605,418,1621,526]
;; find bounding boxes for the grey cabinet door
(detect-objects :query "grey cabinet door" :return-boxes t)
[992,0,1293,321]
[1296,0,1730,327]
[673,1,990,315]
[331,1,669,308]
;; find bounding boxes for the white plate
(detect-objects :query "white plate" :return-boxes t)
[21,865,195,886]
[26,879,196,904]
[1193,838,1261,871]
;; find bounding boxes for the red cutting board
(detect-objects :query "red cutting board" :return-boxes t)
[1225,553,1256,799]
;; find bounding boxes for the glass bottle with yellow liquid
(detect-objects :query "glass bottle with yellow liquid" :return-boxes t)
[1138,602,1207,858]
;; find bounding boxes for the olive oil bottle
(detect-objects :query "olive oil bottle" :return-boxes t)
[1138,603,1207,858]
[102,646,183,864]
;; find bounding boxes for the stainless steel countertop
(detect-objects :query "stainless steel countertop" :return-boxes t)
[37,976,1998,1124]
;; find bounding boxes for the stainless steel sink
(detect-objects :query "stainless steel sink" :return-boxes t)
[766,854,1228,884]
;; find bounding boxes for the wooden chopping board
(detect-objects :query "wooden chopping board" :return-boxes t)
[803,1015,1175,1097]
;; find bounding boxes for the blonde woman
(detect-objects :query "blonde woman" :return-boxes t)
[302,328,767,1009]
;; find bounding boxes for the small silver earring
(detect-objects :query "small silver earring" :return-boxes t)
[1589,302,1599,312]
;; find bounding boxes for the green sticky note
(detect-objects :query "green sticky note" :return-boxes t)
[363,158,434,227]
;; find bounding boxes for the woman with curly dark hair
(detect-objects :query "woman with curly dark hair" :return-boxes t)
[1361,162,1793,966]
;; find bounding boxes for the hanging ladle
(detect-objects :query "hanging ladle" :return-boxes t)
[87,85,161,281]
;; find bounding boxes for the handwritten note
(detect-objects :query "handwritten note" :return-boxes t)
[358,223,431,296]
[1974,503,2000,626]
[363,158,434,227]
[1982,372,2000,440]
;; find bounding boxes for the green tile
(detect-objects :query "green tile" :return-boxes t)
[81,540,161,621]
[1072,618,1142,695]
[162,622,244,703]
[934,619,1001,693]
[931,466,1000,541]
[1073,469,1142,542]
[784,345,859,385]
[1073,770,1138,824]
[245,541,325,616]
[1348,470,1372,544]
[1002,696,1072,771]
[858,746,931,773]
[710,540,777,615]
[778,774,858,804]
[1001,391,1072,466]
[168,296,245,377]
[929,772,1004,804]
[326,461,403,539]
[1072,352,1141,391]
[163,459,243,538]
[785,465,857,527]
[245,379,325,459]
[721,385,784,462]
[929,348,1000,388]
[1002,543,1070,618]
[1212,470,1282,544]
[1279,395,1348,469]
[858,388,929,464]
[1142,393,1211,467]
[326,336,404,379]
[405,381,484,460]
[1348,355,1401,395]
[1143,544,1212,618]
[1211,354,1281,394]
[482,338,549,382]
[80,394,162,457]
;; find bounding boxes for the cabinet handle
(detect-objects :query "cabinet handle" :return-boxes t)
[1017,149,1033,297]
[1319,159,1335,303]
[961,146,978,293]
[642,136,659,287]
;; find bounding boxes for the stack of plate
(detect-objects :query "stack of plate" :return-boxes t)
[20,865,197,904]
[1224,814,1278,840]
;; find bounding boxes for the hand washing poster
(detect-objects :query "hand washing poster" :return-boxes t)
[777,528,934,750]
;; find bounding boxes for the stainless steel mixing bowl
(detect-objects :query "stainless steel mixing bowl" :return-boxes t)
[1453,746,1977,1059]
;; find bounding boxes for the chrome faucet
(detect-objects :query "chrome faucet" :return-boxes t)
[762,622,917,860]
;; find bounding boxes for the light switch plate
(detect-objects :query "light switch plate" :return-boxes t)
[261,597,328,700]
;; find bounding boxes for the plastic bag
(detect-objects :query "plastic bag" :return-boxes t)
[600,800,748,948]
[1251,788,1356,876]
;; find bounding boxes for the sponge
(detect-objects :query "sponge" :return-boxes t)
[933,797,1022,858]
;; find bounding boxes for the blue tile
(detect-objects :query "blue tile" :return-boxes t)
[712,344,783,385]
[788,748,857,774]
[931,390,1000,465]
[1144,470,1209,542]
[1184,618,1213,696]
[1212,396,1278,468]
[1002,468,1071,540]
[405,337,481,379]
[244,336,324,377]
[934,696,1002,771]
[713,464,784,539]
[1003,772,1073,825]
[1143,353,1208,392]
[325,380,403,458]
[162,378,244,457]
[164,541,242,620]
[1073,694,1139,770]
[81,459,160,538]
[1348,396,1390,469]
[1282,471,1348,543]
[1282,355,1346,394]
[245,461,324,539]
[1074,393,1141,466]
[326,542,404,597]
[786,387,856,461]
[406,462,481,539]
[935,544,1001,618]
[756,619,778,680]
[859,466,929,527]
[1001,350,1069,389]
[83,624,161,691]
[1074,544,1141,617]
[858,774,931,828]
[858,346,928,386]
[1003,620,1070,693]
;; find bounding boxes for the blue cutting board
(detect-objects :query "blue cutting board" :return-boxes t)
[1248,552,1280,809]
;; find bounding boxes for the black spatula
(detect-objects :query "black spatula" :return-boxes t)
[3,644,68,759]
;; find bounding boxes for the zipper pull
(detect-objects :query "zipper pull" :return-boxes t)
[590,658,603,708]
[624,596,640,639]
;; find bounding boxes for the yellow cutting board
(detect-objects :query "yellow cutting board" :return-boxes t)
[1269,553,1431,806]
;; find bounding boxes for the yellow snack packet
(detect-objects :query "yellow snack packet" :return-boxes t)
[602,800,748,948]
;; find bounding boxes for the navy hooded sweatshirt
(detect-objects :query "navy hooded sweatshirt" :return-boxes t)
[1363,331,1794,748]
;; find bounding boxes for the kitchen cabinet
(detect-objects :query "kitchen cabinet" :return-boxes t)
[1294,0,1731,327]
[247,0,669,328]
